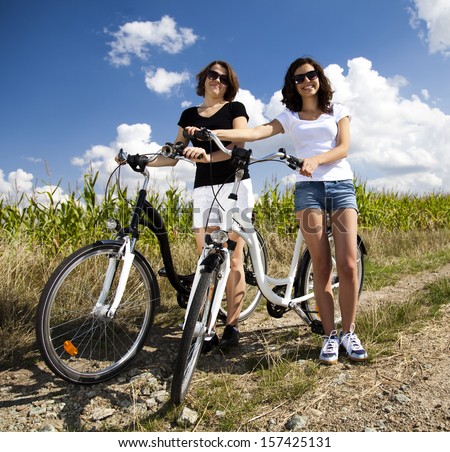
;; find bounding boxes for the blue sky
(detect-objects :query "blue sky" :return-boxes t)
[1,0,450,203]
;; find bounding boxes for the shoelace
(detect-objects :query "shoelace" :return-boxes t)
[342,332,363,351]
[323,340,338,353]
[323,331,339,353]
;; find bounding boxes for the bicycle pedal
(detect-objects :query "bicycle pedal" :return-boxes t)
[266,301,288,318]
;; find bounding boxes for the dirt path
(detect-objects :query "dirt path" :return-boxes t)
[0,264,449,432]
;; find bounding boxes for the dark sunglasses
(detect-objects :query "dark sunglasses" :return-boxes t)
[206,69,229,85]
[293,70,318,84]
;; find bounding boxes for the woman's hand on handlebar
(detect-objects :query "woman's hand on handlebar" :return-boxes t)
[184,126,202,139]
[299,156,318,178]
[182,146,209,162]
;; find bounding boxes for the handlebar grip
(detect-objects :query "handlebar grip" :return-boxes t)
[183,128,211,141]
[287,155,303,170]
[161,141,204,160]
[126,154,150,173]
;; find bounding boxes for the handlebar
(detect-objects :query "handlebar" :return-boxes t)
[183,128,304,171]
[116,149,150,173]
[117,142,189,174]
[118,128,303,174]
[161,141,186,158]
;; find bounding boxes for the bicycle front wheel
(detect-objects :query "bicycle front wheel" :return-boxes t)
[36,241,159,384]
[297,234,365,326]
[171,270,217,405]
[218,228,267,323]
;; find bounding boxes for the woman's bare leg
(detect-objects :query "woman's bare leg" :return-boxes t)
[297,208,335,335]
[331,208,359,333]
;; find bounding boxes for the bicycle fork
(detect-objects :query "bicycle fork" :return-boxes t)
[92,237,136,319]
[183,248,231,339]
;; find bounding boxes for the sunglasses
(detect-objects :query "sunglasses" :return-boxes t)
[293,70,318,84]
[206,69,229,85]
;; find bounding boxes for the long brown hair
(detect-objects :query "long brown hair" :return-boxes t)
[196,60,240,101]
[281,57,334,113]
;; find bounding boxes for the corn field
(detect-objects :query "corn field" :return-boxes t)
[1,175,449,255]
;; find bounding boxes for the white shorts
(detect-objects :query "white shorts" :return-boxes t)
[192,178,254,230]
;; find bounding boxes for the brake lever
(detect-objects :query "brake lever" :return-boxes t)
[116,148,128,165]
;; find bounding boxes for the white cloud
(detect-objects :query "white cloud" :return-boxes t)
[0,168,34,196]
[0,169,72,206]
[0,124,194,203]
[25,156,43,163]
[107,16,199,67]
[421,88,430,100]
[328,56,450,193]
[71,123,195,195]
[409,0,450,56]
[144,68,190,94]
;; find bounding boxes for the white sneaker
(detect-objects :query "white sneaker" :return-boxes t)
[319,330,339,365]
[340,323,368,362]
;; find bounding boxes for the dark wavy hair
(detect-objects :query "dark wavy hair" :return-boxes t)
[196,60,240,101]
[281,57,334,113]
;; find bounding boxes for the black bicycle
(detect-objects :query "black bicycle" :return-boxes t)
[35,142,266,384]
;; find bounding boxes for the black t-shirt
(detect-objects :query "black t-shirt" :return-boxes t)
[177,101,250,188]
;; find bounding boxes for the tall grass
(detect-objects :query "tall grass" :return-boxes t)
[355,180,450,230]
[254,179,450,234]
[1,175,449,255]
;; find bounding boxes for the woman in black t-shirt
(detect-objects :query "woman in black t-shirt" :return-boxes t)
[148,60,254,351]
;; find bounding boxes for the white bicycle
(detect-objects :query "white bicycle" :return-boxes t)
[170,129,366,404]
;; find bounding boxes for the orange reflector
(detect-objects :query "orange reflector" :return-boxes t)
[64,340,78,356]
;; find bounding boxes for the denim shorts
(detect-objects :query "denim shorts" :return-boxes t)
[294,180,358,213]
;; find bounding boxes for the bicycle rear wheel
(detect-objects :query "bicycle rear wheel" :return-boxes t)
[297,234,365,326]
[171,270,217,405]
[36,241,159,384]
[218,229,267,323]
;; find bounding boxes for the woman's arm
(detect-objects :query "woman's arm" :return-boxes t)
[211,115,249,162]
[299,116,350,177]
[214,119,284,142]
[183,115,252,163]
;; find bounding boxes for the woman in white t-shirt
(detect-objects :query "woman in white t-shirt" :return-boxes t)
[189,57,368,365]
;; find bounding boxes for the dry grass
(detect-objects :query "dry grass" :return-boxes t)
[1,227,449,367]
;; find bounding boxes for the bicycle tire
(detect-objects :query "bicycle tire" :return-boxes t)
[36,241,159,384]
[297,234,365,326]
[217,229,267,323]
[171,270,217,405]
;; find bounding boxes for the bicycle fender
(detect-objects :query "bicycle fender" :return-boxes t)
[94,239,124,246]
[200,253,223,273]
[357,234,367,255]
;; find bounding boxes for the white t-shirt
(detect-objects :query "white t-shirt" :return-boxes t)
[275,103,353,182]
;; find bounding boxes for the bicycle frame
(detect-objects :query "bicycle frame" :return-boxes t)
[183,246,232,338]
[96,166,193,314]
[232,213,338,322]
